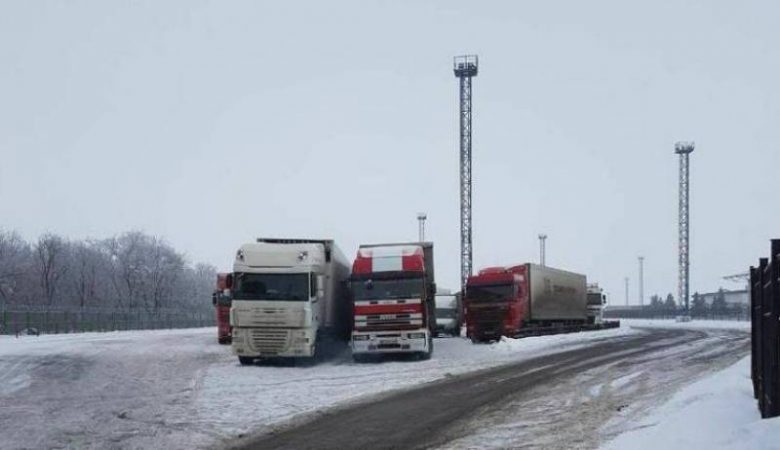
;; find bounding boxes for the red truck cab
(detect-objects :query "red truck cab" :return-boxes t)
[349,243,436,361]
[465,265,528,342]
[213,273,233,345]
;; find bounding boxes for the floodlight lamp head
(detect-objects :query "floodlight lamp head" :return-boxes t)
[675,141,695,154]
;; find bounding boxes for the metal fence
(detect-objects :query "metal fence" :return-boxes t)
[603,308,749,321]
[751,239,780,419]
[0,307,215,336]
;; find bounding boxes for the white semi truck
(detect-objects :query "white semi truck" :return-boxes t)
[229,238,350,365]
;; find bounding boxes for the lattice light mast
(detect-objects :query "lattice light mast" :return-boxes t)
[675,141,695,312]
[417,212,427,242]
[454,55,478,292]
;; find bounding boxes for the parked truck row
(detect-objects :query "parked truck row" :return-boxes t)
[465,263,618,343]
[213,238,616,364]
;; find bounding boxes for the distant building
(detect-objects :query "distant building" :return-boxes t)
[698,289,749,307]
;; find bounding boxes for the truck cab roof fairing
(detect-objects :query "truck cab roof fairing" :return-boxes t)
[352,245,424,275]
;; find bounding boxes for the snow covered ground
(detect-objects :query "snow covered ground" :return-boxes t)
[433,325,750,449]
[0,325,636,449]
[601,356,778,450]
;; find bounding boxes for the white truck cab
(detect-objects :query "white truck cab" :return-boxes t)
[230,239,349,364]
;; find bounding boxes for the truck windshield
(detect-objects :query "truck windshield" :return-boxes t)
[232,273,310,301]
[467,284,513,303]
[352,278,423,300]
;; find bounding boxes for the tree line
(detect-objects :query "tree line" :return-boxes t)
[0,229,217,313]
[646,290,748,315]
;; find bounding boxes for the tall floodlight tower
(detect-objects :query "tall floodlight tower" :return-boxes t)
[638,256,645,306]
[417,212,427,242]
[538,234,548,266]
[454,55,478,292]
[675,141,695,312]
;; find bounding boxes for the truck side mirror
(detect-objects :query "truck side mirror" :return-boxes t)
[212,293,217,306]
[225,273,233,289]
[316,275,326,299]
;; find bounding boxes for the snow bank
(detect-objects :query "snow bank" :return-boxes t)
[601,356,778,450]
[620,318,750,331]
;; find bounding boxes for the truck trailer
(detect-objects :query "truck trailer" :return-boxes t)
[349,242,436,361]
[465,263,618,342]
[212,272,232,344]
[434,289,463,337]
[229,238,351,364]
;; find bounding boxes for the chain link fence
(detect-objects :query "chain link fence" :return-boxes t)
[0,306,215,335]
[603,308,750,321]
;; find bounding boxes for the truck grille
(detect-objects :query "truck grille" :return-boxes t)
[472,309,505,331]
[250,329,289,355]
[246,307,304,327]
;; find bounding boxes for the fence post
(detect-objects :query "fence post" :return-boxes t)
[768,240,780,417]
[751,266,758,399]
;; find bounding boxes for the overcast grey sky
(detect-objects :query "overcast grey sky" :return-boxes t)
[1,0,778,303]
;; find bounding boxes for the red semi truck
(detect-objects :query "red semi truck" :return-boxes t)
[349,242,436,361]
[212,272,232,345]
[465,263,617,342]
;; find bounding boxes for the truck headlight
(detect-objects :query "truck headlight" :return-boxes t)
[353,335,370,341]
[407,332,426,340]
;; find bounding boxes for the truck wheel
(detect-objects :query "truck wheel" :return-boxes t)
[417,335,434,360]
[238,356,254,366]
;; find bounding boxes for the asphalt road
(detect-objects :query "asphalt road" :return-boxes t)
[228,327,749,450]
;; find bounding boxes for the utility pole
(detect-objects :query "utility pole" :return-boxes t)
[638,256,644,306]
[625,277,629,306]
[538,234,548,266]
[675,141,694,313]
[417,212,427,242]
[454,55,478,293]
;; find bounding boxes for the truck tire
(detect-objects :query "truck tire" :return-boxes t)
[238,356,254,366]
[417,335,434,360]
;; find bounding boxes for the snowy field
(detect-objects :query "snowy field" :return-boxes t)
[601,355,778,450]
[0,325,635,449]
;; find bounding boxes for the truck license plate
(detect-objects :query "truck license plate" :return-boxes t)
[379,314,397,320]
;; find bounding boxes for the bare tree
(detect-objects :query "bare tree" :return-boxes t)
[0,230,31,304]
[34,234,69,309]
[69,241,104,308]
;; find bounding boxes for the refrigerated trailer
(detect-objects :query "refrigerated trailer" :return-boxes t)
[229,238,351,364]
[465,263,618,342]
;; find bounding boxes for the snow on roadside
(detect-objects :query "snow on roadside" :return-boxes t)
[601,356,778,450]
[619,318,750,331]
[197,326,638,440]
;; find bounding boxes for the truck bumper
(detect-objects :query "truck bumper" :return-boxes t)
[232,327,316,358]
[351,329,430,354]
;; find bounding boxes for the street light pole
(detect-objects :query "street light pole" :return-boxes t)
[417,212,427,242]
